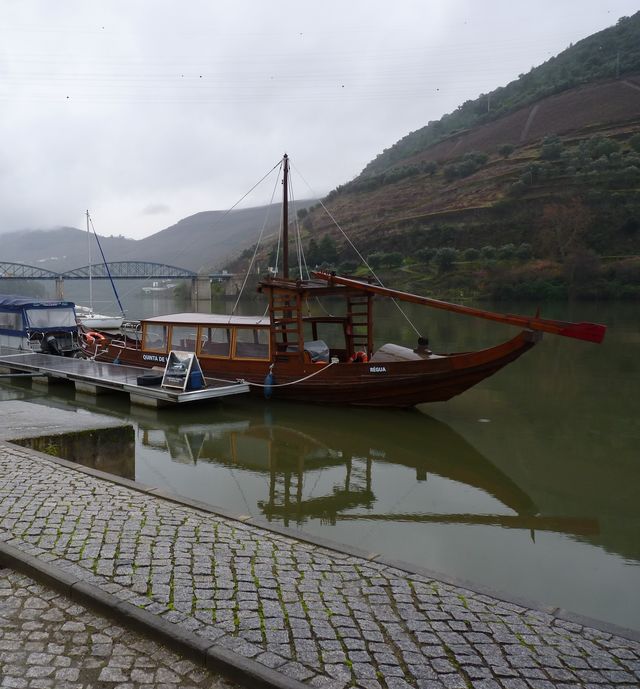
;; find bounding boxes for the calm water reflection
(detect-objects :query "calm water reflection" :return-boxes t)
[2,294,638,631]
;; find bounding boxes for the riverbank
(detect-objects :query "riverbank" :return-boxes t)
[1,432,638,689]
[373,255,640,302]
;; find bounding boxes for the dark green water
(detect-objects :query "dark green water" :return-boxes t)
[3,295,639,631]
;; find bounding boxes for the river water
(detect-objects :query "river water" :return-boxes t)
[2,288,639,631]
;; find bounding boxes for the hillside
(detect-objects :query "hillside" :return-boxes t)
[311,78,640,257]
[269,14,640,300]
[361,12,640,178]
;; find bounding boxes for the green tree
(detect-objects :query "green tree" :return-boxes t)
[318,235,338,265]
[422,160,438,175]
[515,243,533,260]
[480,245,497,260]
[366,251,404,269]
[629,133,640,153]
[434,247,457,272]
[415,248,435,263]
[499,144,514,158]
[306,238,320,266]
[540,137,563,161]
[497,243,516,260]
[463,247,480,260]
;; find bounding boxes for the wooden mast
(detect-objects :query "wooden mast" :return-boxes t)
[282,153,289,279]
[312,271,607,343]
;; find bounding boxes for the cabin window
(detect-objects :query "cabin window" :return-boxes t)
[25,307,76,329]
[198,327,231,358]
[143,323,168,352]
[0,311,23,331]
[170,325,197,353]
[234,327,270,360]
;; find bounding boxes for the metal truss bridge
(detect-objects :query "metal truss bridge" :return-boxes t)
[0,261,198,280]
[0,261,233,302]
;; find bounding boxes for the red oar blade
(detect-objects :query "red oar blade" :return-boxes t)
[557,322,607,344]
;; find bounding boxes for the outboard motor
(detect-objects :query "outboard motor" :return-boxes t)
[43,335,63,356]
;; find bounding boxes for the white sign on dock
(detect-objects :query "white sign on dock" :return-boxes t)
[161,351,204,391]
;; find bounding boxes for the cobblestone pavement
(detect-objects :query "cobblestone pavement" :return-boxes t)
[1,443,639,689]
[0,567,235,689]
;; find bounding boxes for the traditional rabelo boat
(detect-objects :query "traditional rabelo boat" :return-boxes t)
[79,155,606,408]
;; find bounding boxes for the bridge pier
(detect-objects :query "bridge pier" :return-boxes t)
[191,277,211,305]
[55,278,65,300]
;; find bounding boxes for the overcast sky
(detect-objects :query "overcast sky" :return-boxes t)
[0,1,637,239]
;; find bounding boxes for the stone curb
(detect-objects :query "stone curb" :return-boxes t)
[0,539,309,689]
[2,439,640,649]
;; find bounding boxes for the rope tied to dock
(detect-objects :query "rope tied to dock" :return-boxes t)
[239,360,338,388]
[202,360,338,389]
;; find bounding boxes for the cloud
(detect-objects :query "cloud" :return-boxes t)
[0,0,636,238]
[142,204,171,216]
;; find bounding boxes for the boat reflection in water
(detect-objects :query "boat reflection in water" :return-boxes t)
[137,402,597,540]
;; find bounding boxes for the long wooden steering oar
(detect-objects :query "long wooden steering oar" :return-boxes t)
[311,272,606,343]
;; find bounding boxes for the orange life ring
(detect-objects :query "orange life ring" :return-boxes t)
[350,350,368,363]
[85,331,107,346]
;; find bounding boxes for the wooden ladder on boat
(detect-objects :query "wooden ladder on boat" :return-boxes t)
[269,289,304,361]
[347,294,372,355]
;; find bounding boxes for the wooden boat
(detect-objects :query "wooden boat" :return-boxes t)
[79,155,606,408]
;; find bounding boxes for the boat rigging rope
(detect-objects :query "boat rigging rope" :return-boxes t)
[288,174,305,280]
[230,164,282,316]
[87,212,126,317]
[291,162,422,338]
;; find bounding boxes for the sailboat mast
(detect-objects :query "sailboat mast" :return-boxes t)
[86,210,93,313]
[282,153,289,279]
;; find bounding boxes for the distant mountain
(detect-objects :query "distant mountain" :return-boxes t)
[123,203,310,273]
[2,227,136,273]
[2,202,313,274]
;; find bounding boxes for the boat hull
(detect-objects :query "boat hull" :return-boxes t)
[82,330,538,408]
[79,316,124,330]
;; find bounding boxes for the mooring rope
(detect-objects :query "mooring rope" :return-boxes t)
[204,359,338,388]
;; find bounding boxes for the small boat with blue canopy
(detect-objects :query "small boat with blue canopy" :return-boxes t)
[0,295,81,357]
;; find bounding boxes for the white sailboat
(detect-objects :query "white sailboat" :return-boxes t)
[76,210,124,331]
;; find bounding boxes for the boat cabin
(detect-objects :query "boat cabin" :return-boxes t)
[136,276,374,367]
[0,295,80,356]
[140,313,272,362]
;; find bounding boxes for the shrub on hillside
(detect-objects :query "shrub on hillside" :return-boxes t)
[443,151,489,180]
[434,247,458,272]
[415,248,435,263]
[540,136,563,160]
[497,243,516,260]
[480,245,497,259]
[462,247,480,261]
[515,243,533,260]
[366,251,403,269]
[498,144,515,158]
[629,133,640,153]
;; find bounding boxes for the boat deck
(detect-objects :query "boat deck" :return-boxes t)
[0,352,250,407]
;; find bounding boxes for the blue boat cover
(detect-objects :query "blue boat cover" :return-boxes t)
[0,295,76,310]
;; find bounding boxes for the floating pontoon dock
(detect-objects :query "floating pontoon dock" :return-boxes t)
[0,353,250,407]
